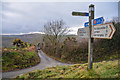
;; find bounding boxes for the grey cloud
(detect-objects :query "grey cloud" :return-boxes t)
[2,2,118,34]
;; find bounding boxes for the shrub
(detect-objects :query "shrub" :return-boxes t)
[13,39,24,48]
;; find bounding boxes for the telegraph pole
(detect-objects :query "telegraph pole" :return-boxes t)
[88,4,94,69]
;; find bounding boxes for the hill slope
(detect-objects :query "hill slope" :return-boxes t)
[2,33,44,48]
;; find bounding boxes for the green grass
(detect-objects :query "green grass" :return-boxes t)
[16,59,119,79]
[2,46,40,72]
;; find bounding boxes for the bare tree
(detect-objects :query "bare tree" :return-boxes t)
[112,17,119,23]
[43,20,69,44]
[43,20,69,56]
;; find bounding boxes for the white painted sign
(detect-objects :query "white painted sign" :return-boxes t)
[77,27,89,38]
[92,23,116,39]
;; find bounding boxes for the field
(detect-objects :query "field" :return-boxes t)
[16,59,119,78]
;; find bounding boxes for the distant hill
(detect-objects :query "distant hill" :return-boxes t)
[2,33,85,48]
[2,33,44,48]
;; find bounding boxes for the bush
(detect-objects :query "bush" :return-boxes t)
[13,39,24,48]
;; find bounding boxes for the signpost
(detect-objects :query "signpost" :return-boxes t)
[72,4,94,69]
[77,27,89,38]
[72,5,94,69]
[72,4,116,69]
[93,17,104,26]
[84,17,104,27]
[72,12,89,16]
[84,22,89,27]
[92,23,116,39]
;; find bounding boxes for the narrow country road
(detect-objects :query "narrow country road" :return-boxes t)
[2,50,73,78]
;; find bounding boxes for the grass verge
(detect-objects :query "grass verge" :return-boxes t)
[16,59,119,79]
[2,46,40,72]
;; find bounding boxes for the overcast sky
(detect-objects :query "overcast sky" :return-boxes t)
[1,2,118,35]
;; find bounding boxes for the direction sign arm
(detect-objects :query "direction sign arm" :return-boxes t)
[72,12,89,16]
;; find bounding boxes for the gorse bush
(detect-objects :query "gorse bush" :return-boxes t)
[12,39,32,49]
[24,42,28,47]
[13,39,24,48]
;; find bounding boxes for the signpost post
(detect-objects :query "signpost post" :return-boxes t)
[88,4,94,69]
[72,4,94,69]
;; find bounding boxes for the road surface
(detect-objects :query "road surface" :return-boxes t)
[2,50,73,78]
